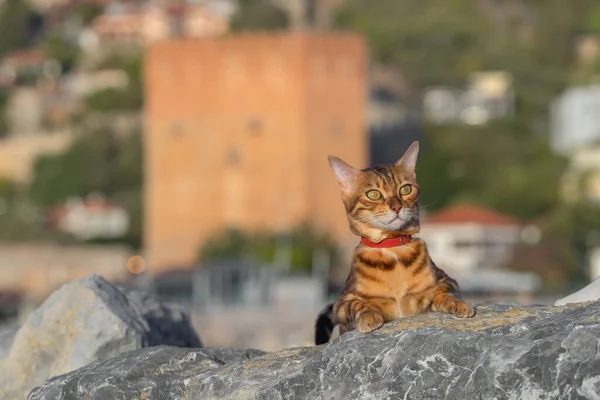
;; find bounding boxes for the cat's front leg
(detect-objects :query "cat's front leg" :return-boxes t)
[336,296,396,334]
[431,282,475,318]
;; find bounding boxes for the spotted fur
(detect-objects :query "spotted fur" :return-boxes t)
[315,142,474,345]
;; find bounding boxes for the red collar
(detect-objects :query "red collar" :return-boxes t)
[360,235,412,248]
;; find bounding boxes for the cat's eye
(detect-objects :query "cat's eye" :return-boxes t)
[366,190,382,200]
[399,185,412,196]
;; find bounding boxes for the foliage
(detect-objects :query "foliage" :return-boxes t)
[417,123,567,220]
[230,0,288,31]
[40,30,79,73]
[0,89,8,137]
[336,0,491,88]
[86,54,144,112]
[541,202,600,287]
[28,128,143,246]
[85,88,141,112]
[28,128,142,204]
[334,0,598,117]
[72,3,104,25]
[198,225,339,273]
[0,176,14,199]
[0,0,35,56]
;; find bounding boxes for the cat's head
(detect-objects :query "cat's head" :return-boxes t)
[328,141,421,242]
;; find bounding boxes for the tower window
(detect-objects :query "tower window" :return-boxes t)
[247,117,262,135]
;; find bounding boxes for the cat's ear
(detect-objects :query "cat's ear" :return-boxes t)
[328,156,361,192]
[395,141,419,177]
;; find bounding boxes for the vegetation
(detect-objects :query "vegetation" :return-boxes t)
[0,0,36,57]
[199,226,338,273]
[40,30,79,73]
[28,128,143,247]
[0,89,8,137]
[85,54,144,112]
[230,0,288,31]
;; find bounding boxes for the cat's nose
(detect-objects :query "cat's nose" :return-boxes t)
[390,205,401,213]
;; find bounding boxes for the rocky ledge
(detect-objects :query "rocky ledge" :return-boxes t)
[0,275,201,400]
[30,300,600,400]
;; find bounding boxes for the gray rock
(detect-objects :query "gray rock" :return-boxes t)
[555,277,600,306]
[0,275,201,400]
[0,325,18,360]
[29,301,600,400]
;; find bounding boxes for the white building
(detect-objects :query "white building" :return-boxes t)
[419,204,541,294]
[560,144,600,204]
[551,84,600,155]
[48,193,130,241]
[423,71,514,125]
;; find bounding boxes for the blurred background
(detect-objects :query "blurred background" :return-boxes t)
[0,0,600,351]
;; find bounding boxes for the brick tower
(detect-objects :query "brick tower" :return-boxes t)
[144,33,367,272]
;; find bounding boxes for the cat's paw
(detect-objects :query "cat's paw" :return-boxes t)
[452,298,475,318]
[440,297,475,318]
[357,312,384,333]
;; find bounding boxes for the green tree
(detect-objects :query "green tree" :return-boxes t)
[28,128,143,246]
[72,3,103,25]
[0,0,34,56]
[29,128,143,205]
[417,123,567,220]
[0,176,14,199]
[336,0,491,88]
[0,89,8,137]
[199,225,339,273]
[231,0,288,31]
[41,30,79,72]
[86,54,144,112]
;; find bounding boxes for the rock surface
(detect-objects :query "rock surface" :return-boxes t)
[555,277,600,306]
[0,325,17,360]
[0,275,201,400]
[30,301,600,400]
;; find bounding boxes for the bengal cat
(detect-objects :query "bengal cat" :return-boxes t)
[315,141,475,345]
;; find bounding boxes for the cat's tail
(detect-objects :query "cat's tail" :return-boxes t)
[315,302,337,345]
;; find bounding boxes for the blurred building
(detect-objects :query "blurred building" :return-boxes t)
[47,193,130,240]
[0,49,61,88]
[551,84,600,155]
[420,204,541,297]
[0,130,73,182]
[560,144,600,204]
[421,204,523,273]
[422,71,514,125]
[86,1,232,49]
[64,69,129,98]
[144,33,367,272]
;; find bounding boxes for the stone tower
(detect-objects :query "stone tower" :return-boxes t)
[144,33,367,272]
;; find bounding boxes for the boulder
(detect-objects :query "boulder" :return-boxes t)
[555,277,600,306]
[30,301,600,400]
[0,275,201,400]
[0,325,18,360]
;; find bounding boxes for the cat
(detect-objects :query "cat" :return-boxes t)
[315,141,475,345]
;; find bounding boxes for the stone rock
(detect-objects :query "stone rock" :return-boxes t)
[0,325,18,360]
[30,302,600,400]
[0,275,201,400]
[555,277,600,306]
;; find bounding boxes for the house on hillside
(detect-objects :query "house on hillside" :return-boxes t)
[47,193,129,241]
[0,49,61,87]
[419,204,541,299]
[86,1,232,49]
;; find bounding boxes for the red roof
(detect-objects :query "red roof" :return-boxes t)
[3,49,46,66]
[424,204,520,226]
